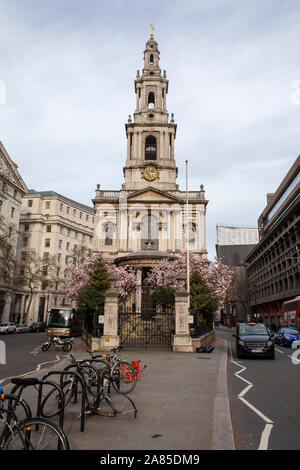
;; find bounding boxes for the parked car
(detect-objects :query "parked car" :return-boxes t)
[233,322,275,359]
[274,327,300,347]
[16,324,30,333]
[29,322,46,333]
[0,322,17,334]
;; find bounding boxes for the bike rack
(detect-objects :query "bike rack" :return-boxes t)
[10,379,65,431]
[63,363,103,413]
[41,370,86,432]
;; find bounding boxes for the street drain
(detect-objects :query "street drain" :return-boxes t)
[151,434,162,439]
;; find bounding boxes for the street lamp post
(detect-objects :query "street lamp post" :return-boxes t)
[185,160,190,309]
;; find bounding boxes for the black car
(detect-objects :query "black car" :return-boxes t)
[233,323,275,359]
[29,322,46,333]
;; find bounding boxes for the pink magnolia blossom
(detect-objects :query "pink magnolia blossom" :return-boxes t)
[146,252,234,307]
[60,254,138,302]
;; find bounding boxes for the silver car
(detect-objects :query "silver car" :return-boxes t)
[0,322,17,334]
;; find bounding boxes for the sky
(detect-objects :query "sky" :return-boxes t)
[0,0,300,260]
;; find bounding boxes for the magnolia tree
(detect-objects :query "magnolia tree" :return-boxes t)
[60,253,138,303]
[145,252,234,308]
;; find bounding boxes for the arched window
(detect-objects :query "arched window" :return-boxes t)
[148,92,155,109]
[150,54,154,64]
[104,224,113,246]
[145,135,157,160]
[141,214,159,250]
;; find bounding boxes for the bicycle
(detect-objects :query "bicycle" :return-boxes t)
[0,378,69,450]
[40,355,137,420]
[85,346,140,395]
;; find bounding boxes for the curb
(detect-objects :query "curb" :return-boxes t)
[213,339,235,450]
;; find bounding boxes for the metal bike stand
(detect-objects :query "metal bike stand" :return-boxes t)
[41,370,86,432]
[10,379,66,431]
[63,363,102,414]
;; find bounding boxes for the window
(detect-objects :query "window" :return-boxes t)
[10,207,15,218]
[58,239,62,249]
[21,251,27,261]
[46,225,51,233]
[27,200,33,207]
[60,226,63,234]
[57,253,61,263]
[22,237,28,248]
[73,209,76,217]
[141,214,159,250]
[148,92,155,109]
[66,242,70,250]
[145,135,157,160]
[13,189,17,199]
[104,224,113,246]
[66,206,70,214]
[80,212,82,219]
[45,201,50,209]
[0,200,2,212]
[60,203,63,211]
[45,238,51,248]
[24,224,29,232]
[150,54,154,64]
[86,214,89,221]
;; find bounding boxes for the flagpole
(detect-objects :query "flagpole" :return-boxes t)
[186,160,190,309]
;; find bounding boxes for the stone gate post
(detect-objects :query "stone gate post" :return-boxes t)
[100,274,120,351]
[173,274,193,352]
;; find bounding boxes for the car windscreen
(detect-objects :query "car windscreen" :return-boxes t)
[283,328,299,335]
[239,324,268,336]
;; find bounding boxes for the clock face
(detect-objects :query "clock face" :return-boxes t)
[143,165,158,181]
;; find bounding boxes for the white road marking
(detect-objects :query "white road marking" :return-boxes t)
[229,341,274,450]
[275,348,284,354]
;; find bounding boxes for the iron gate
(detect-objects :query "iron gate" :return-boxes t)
[119,308,175,349]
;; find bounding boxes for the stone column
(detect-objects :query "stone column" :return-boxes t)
[100,274,120,351]
[173,274,193,352]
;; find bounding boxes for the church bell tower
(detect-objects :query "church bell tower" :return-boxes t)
[124,30,177,191]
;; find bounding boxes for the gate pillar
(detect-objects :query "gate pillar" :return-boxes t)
[173,274,193,352]
[100,274,120,351]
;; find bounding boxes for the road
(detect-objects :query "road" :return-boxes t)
[216,326,300,450]
[0,332,65,385]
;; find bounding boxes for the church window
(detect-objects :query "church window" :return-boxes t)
[104,224,113,246]
[148,92,155,109]
[141,214,159,250]
[145,135,157,160]
[150,54,154,64]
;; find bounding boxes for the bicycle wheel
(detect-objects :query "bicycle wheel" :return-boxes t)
[95,392,137,419]
[111,361,137,395]
[3,417,70,450]
[78,364,101,399]
[40,379,76,418]
[0,395,32,438]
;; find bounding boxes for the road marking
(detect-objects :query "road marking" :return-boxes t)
[229,341,274,450]
[0,355,62,384]
[275,348,284,354]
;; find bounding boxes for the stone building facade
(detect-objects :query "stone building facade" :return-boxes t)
[93,33,208,311]
[245,155,300,327]
[15,190,95,324]
[0,142,28,322]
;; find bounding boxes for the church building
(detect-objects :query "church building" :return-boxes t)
[93,31,208,312]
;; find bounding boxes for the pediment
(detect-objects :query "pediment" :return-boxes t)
[127,187,181,202]
[0,142,28,193]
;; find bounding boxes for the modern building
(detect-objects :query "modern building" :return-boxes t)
[216,225,259,325]
[15,190,95,324]
[0,142,28,322]
[245,155,300,327]
[92,32,208,310]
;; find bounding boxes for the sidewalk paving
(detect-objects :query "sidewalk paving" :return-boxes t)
[7,335,235,451]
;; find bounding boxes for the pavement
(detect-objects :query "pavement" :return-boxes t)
[5,333,236,451]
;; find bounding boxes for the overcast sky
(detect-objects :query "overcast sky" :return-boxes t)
[1,0,300,260]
